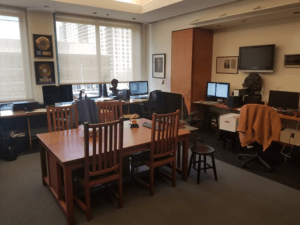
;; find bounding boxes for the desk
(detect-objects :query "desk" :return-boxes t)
[0,109,47,147]
[37,118,190,225]
[194,101,300,122]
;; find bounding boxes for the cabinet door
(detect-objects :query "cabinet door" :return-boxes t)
[171,29,193,113]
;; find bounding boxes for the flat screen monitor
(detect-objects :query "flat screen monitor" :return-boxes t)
[207,82,216,98]
[268,90,299,110]
[216,83,230,99]
[42,85,73,106]
[129,81,148,96]
[238,44,275,73]
[206,82,230,100]
[156,92,182,115]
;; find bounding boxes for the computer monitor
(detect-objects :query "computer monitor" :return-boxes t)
[268,90,299,110]
[206,82,230,100]
[129,81,148,96]
[42,85,73,106]
[216,83,230,99]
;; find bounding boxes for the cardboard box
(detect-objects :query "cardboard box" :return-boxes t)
[219,113,240,132]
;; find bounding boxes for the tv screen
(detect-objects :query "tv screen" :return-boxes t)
[42,85,73,106]
[238,44,275,72]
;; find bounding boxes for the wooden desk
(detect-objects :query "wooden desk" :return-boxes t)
[37,119,190,225]
[0,109,47,147]
[194,101,300,122]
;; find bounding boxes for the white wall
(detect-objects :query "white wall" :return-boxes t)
[27,10,58,103]
[212,18,300,103]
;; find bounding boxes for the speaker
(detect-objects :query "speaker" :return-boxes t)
[227,96,243,108]
[13,101,39,111]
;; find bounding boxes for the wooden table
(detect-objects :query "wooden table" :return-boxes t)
[37,118,190,225]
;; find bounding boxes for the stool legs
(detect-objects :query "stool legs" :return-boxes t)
[204,155,207,173]
[188,152,217,184]
[197,154,201,184]
[188,152,194,176]
[211,154,218,181]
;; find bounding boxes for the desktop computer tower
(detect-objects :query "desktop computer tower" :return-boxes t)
[227,96,243,108]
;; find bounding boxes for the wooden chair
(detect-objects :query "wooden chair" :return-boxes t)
[46,105,79,132]
[74,118,124,221]
[131,110,180,196]
[96,100,123,123]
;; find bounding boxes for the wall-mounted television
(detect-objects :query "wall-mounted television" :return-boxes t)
[238,44,275,73]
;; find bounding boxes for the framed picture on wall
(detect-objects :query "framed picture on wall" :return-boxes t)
[152,54,166,79]
[284,54,300,67]
[216,56,238,74]
[34,61,55,85]
[33,34,53,58]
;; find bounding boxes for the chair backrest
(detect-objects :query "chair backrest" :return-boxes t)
[150,110,180,160]
[46,105,79,132]
[83,118,123,179]
[96,100,123,123]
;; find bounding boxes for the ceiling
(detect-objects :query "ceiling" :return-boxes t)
[0,0,238,23]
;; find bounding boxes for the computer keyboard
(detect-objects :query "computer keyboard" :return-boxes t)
[142,122,152,128]
[132,95,148,99]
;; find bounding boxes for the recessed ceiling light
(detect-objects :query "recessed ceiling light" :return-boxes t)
[44,5,49,8]
[93,12,97,14]
[293,11,300,14]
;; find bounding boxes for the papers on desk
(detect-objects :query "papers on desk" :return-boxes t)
[26,108,46,113]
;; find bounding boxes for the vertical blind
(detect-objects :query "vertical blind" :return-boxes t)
[55,14,142,84]
[0,7,32,102]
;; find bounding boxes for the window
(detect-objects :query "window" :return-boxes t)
[72,84,100,98]
[55,14,142,84]
[0,8,32,102]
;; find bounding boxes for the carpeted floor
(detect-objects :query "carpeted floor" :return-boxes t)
[1,152,300,225]
[198,129,300,191]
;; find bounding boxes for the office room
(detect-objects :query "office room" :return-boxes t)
[1,0,300,225]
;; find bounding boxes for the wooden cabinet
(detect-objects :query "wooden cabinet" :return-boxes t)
[171,28,213,113]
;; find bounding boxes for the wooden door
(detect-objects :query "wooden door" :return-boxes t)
[171,29,193,113]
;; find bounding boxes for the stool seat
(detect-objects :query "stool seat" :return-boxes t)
[192,144,215,155]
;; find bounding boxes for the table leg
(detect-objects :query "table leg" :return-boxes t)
[39,141,47,186]
[64,166,74,225]
[182,136,189,181]
[27,116,32,148]
[177,143,181,168]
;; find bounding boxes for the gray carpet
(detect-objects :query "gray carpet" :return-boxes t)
[1,152,300,225]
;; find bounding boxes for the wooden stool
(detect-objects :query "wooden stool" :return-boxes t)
[188,144,217,184]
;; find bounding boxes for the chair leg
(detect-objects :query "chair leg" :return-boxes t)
[172,161,176,187]
[85,186,92,221]
[149,166,154,196]
[197,154,201,184]
[204,155,207,173]
[188,152,194,176]
[211,154,218,181]
[118,176,123,208]
[177,143,181,168]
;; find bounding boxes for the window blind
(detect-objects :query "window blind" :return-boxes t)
[0,7,32,102]
[55,14,142,84]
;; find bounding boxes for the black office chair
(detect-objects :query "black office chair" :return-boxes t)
[140,90,162,119]
[237,104,284,172]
